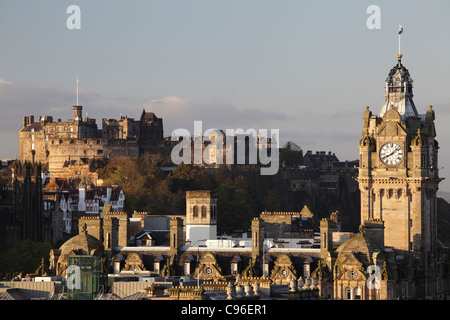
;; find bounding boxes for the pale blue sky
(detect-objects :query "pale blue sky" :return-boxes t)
[1,0,450,191]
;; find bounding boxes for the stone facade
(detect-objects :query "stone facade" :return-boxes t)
[357,55,442,289]
[0,161,50,245]
[19,106,163,174]
[185,190,217,244]
[313,54,450,300]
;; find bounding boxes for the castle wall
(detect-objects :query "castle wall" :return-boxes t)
[19,107,162,174]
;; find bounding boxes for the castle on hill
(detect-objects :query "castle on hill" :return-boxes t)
[19,106,164,174]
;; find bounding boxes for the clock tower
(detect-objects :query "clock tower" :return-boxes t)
[357,54,443,276]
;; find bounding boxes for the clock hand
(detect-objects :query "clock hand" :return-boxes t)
[383,146,401,160]
[384,150,396,159]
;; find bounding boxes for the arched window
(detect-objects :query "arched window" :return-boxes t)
[397,189,402,199]
[388,189,394,199]
[345,287,352,300]
[201,206,207,219]
[193,205,198,218]
[354,287,362,300]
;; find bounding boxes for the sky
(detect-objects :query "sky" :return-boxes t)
[1,0,450,191]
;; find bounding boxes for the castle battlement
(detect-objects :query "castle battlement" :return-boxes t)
[19,105,163,174]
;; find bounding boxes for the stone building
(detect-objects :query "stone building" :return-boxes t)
[49,222,104,277]
[312,53,450,300]
[19,106,163,174]
[185,190,217,245]
[0,161,51,245]
[59,184,125,235]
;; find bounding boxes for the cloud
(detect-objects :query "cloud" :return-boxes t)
[0,78,142,158]
[143,96,292,135]
[0,78,12,85]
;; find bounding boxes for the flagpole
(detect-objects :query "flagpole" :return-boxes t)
[76,78,79,106]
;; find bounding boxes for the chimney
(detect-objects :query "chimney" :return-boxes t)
[106,187,112,204]
[363,219,385,248]
[320,218,336,260]
[170,217,184,257]
[251,217,265,262]
[78,184,86,212]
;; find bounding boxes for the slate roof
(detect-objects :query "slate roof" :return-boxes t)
[335,232,385,267]
[0,288,26,300]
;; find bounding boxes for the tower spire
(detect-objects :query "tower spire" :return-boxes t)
[378,25,418,119]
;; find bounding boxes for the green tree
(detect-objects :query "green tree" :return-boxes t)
[0,240,52,276]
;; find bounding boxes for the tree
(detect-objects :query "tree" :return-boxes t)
[0,240,52,277]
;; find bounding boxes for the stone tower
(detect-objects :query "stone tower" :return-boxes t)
[185,190,217,245]
[170,217,184,257]
[357,54,442,280]
[251,217,264,262]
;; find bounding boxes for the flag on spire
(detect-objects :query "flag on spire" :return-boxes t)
[397,25,404,56]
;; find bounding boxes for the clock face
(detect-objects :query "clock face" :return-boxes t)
[380,142,403,166]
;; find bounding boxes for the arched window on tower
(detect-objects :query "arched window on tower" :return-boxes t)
[193,206,198,218]
[201,206,207,219]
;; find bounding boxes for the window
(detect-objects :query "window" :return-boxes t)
[345,287,352,300]
[184,262,191,276]
[201,206,207,219]
[354,287,362,300]
[303,264,310,278]
[106,233,111,249]
[263,263,269,277]
[231,263,238,276]
[193,206,198,218]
